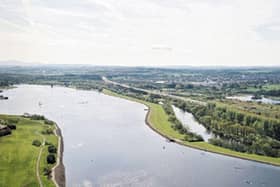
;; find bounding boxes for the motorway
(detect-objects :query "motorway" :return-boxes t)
[102,76,206,105]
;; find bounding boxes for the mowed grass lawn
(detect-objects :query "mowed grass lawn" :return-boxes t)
[0,115,57,187]
[103,89,280,166]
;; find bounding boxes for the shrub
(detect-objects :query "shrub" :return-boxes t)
[43,167,52,176]
[184,133,204,142]
[30,115,45,120]
[45,141,53,146]
[32,140,41,147]
[47,154,56,164]
[44,119,54,125]
[0,128,11,137]
[48,145,57,154]
[7,124,16,130]
[41,129,53,135]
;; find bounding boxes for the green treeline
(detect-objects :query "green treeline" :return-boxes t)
[172,100,280,157]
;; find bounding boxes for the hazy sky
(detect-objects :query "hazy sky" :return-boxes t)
[0,0,280,66]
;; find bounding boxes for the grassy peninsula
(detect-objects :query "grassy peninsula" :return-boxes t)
[0,115,60,187]
[103,89,280,166]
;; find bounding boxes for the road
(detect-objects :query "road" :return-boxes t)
[102,76,206,105]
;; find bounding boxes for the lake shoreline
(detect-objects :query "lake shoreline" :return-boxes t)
[145,102,280,168]
[2,85,65,186]
[103,89,280,167]
[4,84,280,167]
[52,122,65,187]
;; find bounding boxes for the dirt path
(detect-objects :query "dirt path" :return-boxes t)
[51,124,62,187]
[36,133,46,187]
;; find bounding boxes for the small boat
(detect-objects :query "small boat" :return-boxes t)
[166,138,175,143]
[0,95,8,100]
[245,180,252,185]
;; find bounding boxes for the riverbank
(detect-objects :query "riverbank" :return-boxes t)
[52,123,65,187]
[103,89,280,167]
[0,114,64,186]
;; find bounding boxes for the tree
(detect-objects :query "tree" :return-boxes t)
[244,115,252,126]
[236,113,244,124]
[48,145,57,154]
[272,122,280,141]
[32,140,41,147]
[47,154,56,164]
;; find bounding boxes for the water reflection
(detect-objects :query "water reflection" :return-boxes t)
[0,85,280,187]
[172,105,214,142]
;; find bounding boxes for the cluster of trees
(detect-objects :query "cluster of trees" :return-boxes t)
[163,102,203,142]
[258,89,280,97]
[24,114,55,126]
[0,119,17,129]
[28,114,46,120]
[0,119,17,137]
[0,80,11,87]
[209,137,280,157]
[41,128,54,135]
[0,127,11,137]
[44,119,55,125]
[173,99,280,157]
[46,143,57,165]
[145,93,162,103]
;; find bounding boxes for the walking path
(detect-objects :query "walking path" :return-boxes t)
[51,123,62,187]
[36,133,46,187]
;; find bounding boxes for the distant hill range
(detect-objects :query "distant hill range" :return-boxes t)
[0,60,279,70]
[0,60,42,66]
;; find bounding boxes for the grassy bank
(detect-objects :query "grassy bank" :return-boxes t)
[103,89,280,167]
[0,115,58,187]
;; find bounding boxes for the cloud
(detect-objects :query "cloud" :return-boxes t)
[255,23,280,40]
[0,0,280,66]
[152,44,173,52]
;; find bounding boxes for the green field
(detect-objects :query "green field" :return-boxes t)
[0,115,58,187]
[246,84,280,92]
[103,89,280,166]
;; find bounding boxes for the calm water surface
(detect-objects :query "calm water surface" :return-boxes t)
[1,85,280,187]
[226,95,280,105]
[172,105,213,142]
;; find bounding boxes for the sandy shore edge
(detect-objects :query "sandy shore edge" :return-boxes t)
[52,123,65,187]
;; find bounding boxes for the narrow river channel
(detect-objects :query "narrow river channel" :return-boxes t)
[172,105,213,142]
[0,85,280,187]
